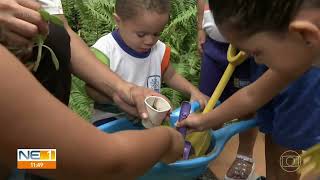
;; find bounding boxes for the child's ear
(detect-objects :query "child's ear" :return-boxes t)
[289,20,320,48]
[113,13,121,27]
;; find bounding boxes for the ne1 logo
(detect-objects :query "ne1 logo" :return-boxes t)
[17,149,56,169]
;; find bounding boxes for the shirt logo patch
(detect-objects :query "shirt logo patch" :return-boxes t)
[147,75,161,92]
[234,78,250,88]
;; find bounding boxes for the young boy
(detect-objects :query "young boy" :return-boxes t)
[86,0,211,158]
[197,0,257,179]
[178,0,320,179]
[87,0,207,107]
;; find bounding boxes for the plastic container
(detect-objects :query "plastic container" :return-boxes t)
[97,101,259,180]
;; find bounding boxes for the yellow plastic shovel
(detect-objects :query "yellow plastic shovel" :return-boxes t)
[188,44,248,157]
[203,44,248,112]
[300,144,320,177]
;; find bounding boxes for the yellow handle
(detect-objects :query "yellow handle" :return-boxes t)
[227,45,248,65]
[299,144,320,175]
[202,44,248,113]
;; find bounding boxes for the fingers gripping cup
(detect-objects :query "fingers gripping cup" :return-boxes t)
[143,96,171,128]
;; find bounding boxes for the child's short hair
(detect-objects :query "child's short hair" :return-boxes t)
[115,0,170,20]
[208,0,320,36]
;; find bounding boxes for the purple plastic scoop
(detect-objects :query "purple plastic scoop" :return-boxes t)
[177,102,191,137]
[176,101,192,160]
[183,141,192,160]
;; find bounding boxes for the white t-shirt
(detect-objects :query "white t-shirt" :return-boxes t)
[92,30,170,93]
[38,0,64,15]
[202,9,227,43]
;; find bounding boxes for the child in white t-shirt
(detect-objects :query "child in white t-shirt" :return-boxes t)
[86,0,211,160]
[87,0,207,112]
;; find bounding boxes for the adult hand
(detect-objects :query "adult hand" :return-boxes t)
[114,83,171,120]
[0,0,48,48]
[159,127,184,164]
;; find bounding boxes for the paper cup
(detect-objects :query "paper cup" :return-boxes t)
[142,96,171,128]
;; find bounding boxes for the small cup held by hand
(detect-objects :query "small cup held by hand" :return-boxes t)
[142,96,171,128]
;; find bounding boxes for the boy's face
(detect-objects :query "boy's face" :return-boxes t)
[115,10,169,53]
[218,21,319,76]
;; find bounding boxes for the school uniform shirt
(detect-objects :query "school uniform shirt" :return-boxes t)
[92,30,170,93]
[252,64,320,150]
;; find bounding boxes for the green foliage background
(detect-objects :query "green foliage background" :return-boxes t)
[62,0,201,119]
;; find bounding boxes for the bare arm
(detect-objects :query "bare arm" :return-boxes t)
[197,0,205,31]
[177,68,303,130]
[163,64,197,96]
[202,49,314,128]
[58,15,168,119]
[85,85,112,104]
[204,69,292,126]
[197,0,206,55]
[59,16,125,99]
[163,64,208,108]
[0,45,183,179]
[0,0,167,119]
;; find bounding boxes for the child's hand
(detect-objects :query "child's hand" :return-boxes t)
[190,90,209,110]
[176,113,224,132]
[176,113,208,132]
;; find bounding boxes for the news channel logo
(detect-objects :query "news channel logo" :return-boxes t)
[17,149,56,169]
[280,150,301,172]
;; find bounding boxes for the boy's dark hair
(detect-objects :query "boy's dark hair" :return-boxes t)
[115,0,170,20]
[209,0,320,36]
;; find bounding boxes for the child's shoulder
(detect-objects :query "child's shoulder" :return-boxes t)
[155,40,166,46]
[93,32,114,46]
[152,40,168,52]
[92,32,117,54]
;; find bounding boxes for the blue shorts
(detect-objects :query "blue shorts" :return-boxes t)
[254,65,320,150]
[199,37,255,101]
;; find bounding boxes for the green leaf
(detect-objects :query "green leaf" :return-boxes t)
[69,76,94,121]
[39,9,64,27]
[42,45,60,71]
[170,46,179,56]
[91,47,110,66]
[33,36,45,72]
[32,35,60,72]
[33,34,45,44]
[49,15,64,27]
[30,10,63,72]
[39,9,51,21]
